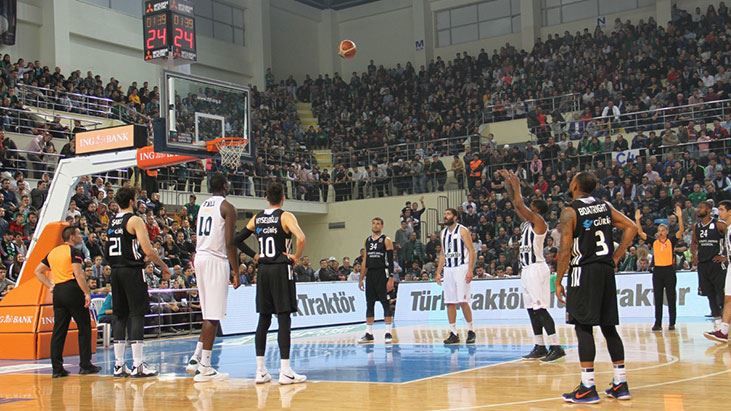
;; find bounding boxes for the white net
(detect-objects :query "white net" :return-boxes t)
[215,138,248,169]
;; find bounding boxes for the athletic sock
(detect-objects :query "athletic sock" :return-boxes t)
[200,349,212,368]
[256,356,266,372]
[193,341,203,360]
[581,368,595,388]
[721,322,729,335]
[466,322,474,331]
[449,323,457,335]
[131,342,144,368]
[386,323,393,334]
[613,364,627,384]
[280,359,292,374]
[534,334,545,346]
[366,324,373,335]
[114,342,126,367]
[547,333,559,346]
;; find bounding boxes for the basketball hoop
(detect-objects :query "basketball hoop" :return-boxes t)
[207,137,249,169]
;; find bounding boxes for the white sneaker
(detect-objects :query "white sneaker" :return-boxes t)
[113,364,132,378]
[255,370,272,384]
[185,357,200,374]
[130,362,158,378]
[193,366,229,382]
[278,370,306,385]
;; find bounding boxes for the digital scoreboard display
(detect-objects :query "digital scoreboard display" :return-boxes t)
[143,1,196,63]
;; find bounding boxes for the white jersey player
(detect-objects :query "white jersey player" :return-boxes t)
[499,169,566,362]
[186,173,240,382]
[435,208,476,345]
[704,200,731,343]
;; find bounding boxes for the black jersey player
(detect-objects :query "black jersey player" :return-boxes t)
[692,201,727,324]
[107,187,171,378]
[555,172,637,404]
[358,217,395,344]
[236,183,307,385]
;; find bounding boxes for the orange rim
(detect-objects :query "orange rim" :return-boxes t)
[205,137,249,153]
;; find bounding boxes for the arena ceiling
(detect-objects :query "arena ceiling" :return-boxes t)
[294,0,382,10]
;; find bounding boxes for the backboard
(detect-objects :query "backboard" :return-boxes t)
[154,70,253,161]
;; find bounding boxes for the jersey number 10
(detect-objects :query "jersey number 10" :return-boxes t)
[258,237,276,258]
[198,216,212,236]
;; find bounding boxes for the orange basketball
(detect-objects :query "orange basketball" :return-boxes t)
[338,39,357,59]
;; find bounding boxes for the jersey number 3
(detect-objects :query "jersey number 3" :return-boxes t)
[595,231,609,256]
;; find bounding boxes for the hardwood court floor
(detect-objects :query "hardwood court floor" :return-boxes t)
[0,320,729,410]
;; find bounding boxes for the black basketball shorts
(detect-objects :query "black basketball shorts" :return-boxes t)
[111,267,150,318]
[366,268,388,303]
[566,263,619,326]
[257,264,298,315]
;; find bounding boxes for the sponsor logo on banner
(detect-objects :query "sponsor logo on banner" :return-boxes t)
[612,149,641,166]
[220,282,381,335]
[396,272,704,321]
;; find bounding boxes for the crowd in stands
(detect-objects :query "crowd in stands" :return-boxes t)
[0,4,730,313]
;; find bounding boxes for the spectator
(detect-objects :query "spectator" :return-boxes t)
[294,256,315,282]
[315,258,338,282]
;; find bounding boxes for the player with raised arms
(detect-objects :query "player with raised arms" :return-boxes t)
[498,169,565,362]
[555,172,637,404]
[185,173,240,381]
[236,182,307,385]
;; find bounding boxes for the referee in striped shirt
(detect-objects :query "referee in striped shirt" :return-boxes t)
[35,226,100,378]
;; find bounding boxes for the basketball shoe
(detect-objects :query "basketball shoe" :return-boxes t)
[522,345,548,360]
[605,381,631,400]
[541,345,566,362]
[114,364,132,378]
[443,332,460,345]
[704,329,729,343]
[130,362,158,378]
[278,370,307,385]
[562,383,600,404]
[358,333,375,344]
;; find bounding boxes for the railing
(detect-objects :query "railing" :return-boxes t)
[0,106,105,140]
[143,288,202,339]
[482,93,581,123]
[15,84,149,125]
[332,134,476,169]
[533,98,731,142]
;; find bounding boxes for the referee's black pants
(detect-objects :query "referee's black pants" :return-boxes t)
[652,266,677,327]
[51,280,93,372]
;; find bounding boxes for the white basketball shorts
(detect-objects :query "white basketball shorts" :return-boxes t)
[194,253,230,320]
[725,264,731,297]
[443,265,471,304]
[521,262,551,310]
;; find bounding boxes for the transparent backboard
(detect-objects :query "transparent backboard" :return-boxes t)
[155,70,253,160]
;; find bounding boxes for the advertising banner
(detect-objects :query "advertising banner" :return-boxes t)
[394,272,706,322]
[219,281,384,335]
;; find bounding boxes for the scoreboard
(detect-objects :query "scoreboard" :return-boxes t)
[143,0,197,63]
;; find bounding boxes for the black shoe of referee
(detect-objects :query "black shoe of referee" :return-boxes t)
[465,330,476,344]
[443,332,460,345]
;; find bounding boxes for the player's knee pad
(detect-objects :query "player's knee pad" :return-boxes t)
[575,324,596,363]
[366,299,376,318]
[380,299,391,318]
[128,315,145,341]
[600,325,625,362]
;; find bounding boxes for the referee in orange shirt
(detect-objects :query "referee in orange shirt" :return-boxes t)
[35,226,100,378]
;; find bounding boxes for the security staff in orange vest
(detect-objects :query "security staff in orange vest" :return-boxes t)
[468,153,484,191]
[636,206,684,332]
[35,226,100,378]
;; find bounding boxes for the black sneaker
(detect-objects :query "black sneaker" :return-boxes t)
[79,365,102,375]
[522,345,548,360]
[668,325,676,331]
[540,346,566,363]
[358,333,374,344]
[651,324,662,331]
[384,333,393,344]
[605,381,631,400]
[465,330,476,344]
[562,383,600,404]
[443,332,460,345]
[52,369,70,378]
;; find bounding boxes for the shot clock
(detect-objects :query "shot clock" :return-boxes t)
[143,0,197,63]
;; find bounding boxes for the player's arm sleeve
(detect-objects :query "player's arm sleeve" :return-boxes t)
[385,237,395,277]
[234,228,257,258]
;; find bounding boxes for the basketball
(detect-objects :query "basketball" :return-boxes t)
[338,39,357,59]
